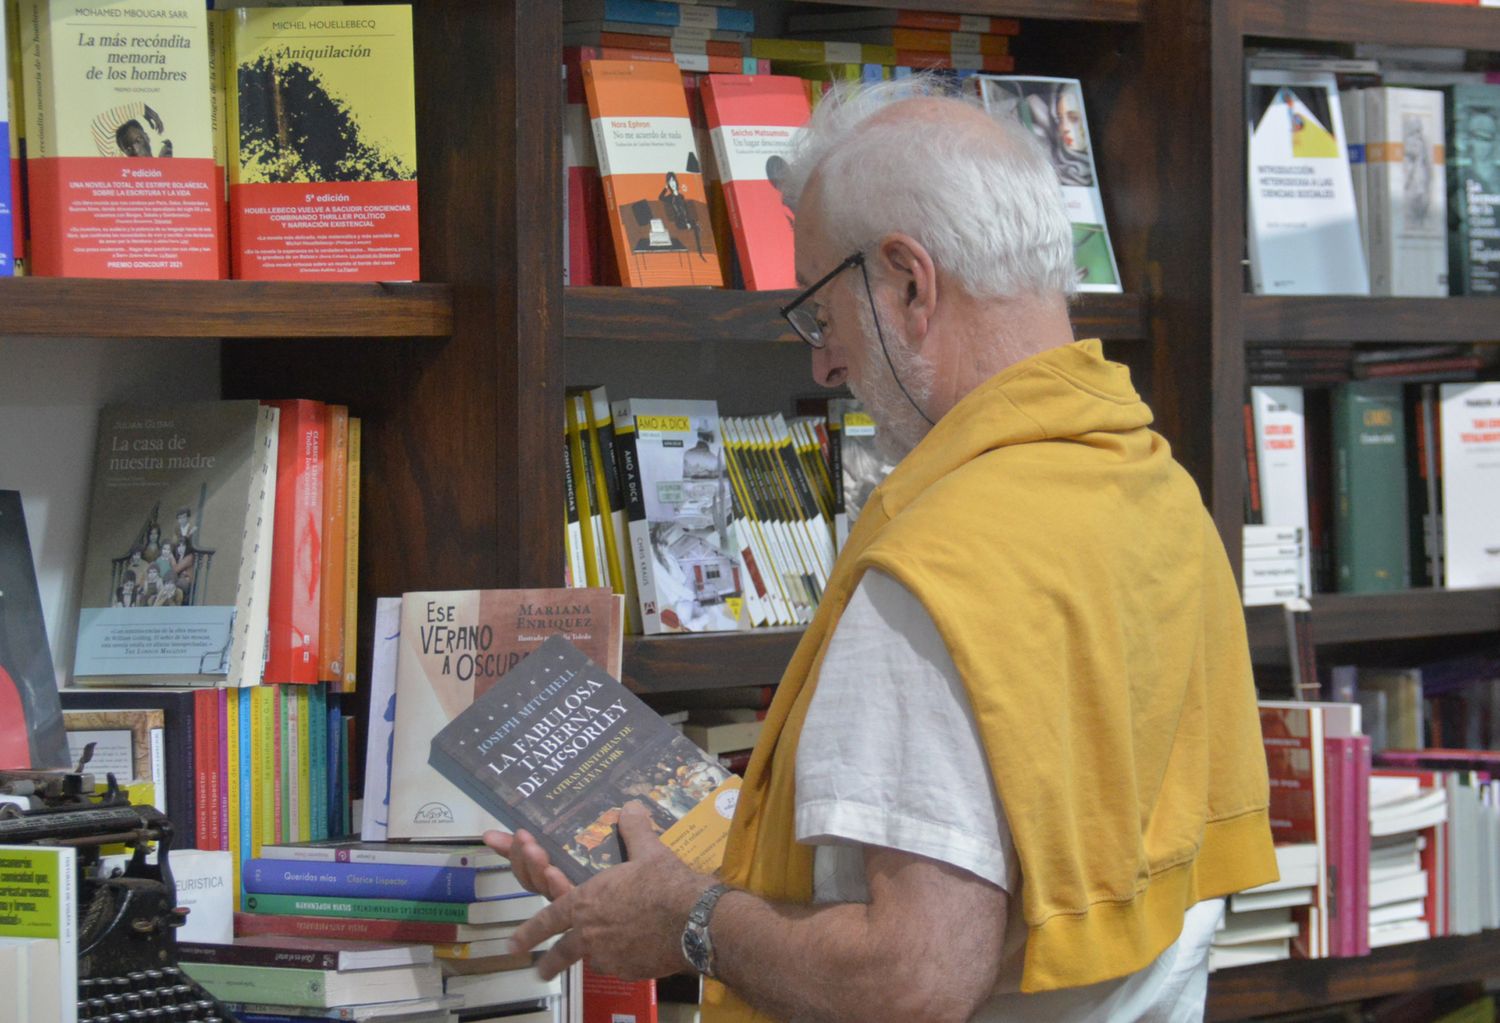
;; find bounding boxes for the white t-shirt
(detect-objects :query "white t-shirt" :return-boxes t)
[795,569,1223,1023]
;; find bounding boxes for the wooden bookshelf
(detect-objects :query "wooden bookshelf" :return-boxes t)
[821,0,1142,22]
[622,629,803,695]
[1205,931,1500,1020]
[0,278,453,339]
[1243,0,1500,48]
[1244,297,1500,344]
[1244,588,1500,654]
[563,288,1149,344]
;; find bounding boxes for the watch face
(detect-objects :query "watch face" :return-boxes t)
[682,927,712,974]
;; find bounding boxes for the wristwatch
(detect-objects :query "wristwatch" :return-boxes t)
[681,882,733,978]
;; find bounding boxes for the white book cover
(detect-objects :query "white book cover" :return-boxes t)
[976,76,1121,293]
[1247,70,1369,295]
[172,849,233,944]
[1364,87,1448,296]
[1250,387,1312,593]
[1369,918,1429,946]
[1342,87,1369,274]
[0,845,76,1023]
[359,596,402,841]
[1439,383,1500,588]
[613,399,746,634]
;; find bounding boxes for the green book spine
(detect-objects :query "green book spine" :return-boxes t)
[242,891,481,923]
[309,683,327,841]
[1333,381,1410,593]
[1448,85,1500,295]
[180,961,334,1009]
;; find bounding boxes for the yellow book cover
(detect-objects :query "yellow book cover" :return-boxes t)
[225,688,240,899]
[565,394,602,588]
[318,404,348,684]
[250,684,275,854]
[20,0,218,277]
[227,4,417,281]
[340,416,360,691]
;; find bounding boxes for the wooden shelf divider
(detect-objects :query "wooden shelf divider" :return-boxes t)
[1244,296,1500,344]
[565,288,1148,344]
[0,278,453,339]
[1244,588,1500,653]
[1244,0,1500,48]
[623,628,804,695]
[1205,931,1500,1021]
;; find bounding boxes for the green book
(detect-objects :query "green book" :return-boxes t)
[1333,381,1409,593]
[1447,85,1500,295]
[241,890,544,925]
[180,960,440,1009]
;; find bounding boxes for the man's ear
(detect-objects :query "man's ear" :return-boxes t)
[876,233,937,345]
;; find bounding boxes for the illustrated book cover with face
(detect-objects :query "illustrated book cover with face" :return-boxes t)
[72,401,280,686]
[701,73,809,291]
[227,4,417,281]
[977,75,1121,293]
[611,398,749,634]
[1244,70,1368,295]
[582,58,724,288]
[0,492,69,771]
[386,588,623,841]
[1362,87,1448,296]
[19,0,218,278]
[429,634,741,885]
[1447,84,1500,295]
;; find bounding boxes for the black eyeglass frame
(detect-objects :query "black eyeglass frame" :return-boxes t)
[779,252,865,349]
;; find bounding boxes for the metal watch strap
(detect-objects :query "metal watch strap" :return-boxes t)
[682,882,733,978]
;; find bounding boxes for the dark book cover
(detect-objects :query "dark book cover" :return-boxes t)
[429,634,739,886]
[1332,381,1409,593]
[0,492,69,770]
[1448,85,1500,295]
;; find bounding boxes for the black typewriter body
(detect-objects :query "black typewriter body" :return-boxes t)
[0,768,237,1023]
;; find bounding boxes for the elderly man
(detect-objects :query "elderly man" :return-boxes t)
[491,83,1275,1022]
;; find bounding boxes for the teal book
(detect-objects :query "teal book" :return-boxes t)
[1447,85,1500,295]
[1333,381,1409,593]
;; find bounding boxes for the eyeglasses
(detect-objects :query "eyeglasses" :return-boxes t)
[779,252,864,349]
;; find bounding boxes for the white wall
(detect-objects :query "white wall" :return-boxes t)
[0,337,221,683]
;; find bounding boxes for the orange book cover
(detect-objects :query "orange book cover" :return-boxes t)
[702,75,808,291]
[594,45,754,75]
[317,404,348,684]
[594,31,742,58]
[583,58,724,288]
[265,399,324,686]
[886,28,1010,55]
[898,50,1014,72]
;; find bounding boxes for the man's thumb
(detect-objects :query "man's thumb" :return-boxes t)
[617,800,658,855]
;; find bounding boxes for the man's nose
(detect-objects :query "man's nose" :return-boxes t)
[811,345,847,389]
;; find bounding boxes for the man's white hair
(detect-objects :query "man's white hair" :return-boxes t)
[780,77,1077,299]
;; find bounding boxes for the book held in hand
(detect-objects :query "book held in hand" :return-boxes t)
[429,634,741,885]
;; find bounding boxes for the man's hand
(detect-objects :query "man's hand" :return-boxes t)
[483,827,574,902]
[504,802,716,981]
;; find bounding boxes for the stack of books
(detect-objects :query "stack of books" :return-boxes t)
[1211,843,1317,970]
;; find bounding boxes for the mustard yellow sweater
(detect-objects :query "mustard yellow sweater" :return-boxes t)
[705,340,1276,1021]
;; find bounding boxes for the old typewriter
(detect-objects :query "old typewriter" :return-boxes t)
[0,764,237,1023]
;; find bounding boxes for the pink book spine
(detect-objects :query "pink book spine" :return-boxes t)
[1353,736,1372,956]
[1323,739,1349,955]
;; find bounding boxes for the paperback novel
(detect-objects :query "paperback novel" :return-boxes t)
[72,401,279,686]
[977,76,1121,292]
[387,587,623,841]
[1439,382,1500,588]
[583,58,724,287]
[1245,70,1368,295]
[20,0,219,278]
[1363,87,1448,296]
[1332,381,1409,593]
[429,634,740,885]
[701,74,809,290]
[227,4,418,280]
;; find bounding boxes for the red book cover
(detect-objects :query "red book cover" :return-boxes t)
[217,688,229,849]
[318,406,349,684]
[1260,703,1328,957]
[265,399,325,685]
[701,75,809,291]
[233,911,502,944]
[1324,737,1362,956]
[583,60,725,288]
[583,969,657,1023]
[594,46,753,75]
[195,688,218,850]
[563,51,618,286]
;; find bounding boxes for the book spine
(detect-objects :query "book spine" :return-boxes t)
[170,703,196,849]
[265,399,325,684]
[562,431,588,588]
[238,687,253,905]
[242,859,482,902]
[342,417,362,692]
[0,0,10,277]
[1355,736,1373,955]
[231,910,470,944]
[566,394,605,587]
[297,686,312,842]
[179,962,334,1010]
[217,688,229,851]
[319,405,349,684]
[308,684,327,841]
[611,401,656,633]
[237,404,281,687]
[1332,382,1409,592]
[226,689,241,897]
[237,893,493,925]
[194,689,216,850]
[177,942,343,971]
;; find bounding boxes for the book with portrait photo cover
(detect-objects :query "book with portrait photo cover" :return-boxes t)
[428,634,741,886]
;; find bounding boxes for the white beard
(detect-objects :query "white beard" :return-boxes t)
[849,296,935,462]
